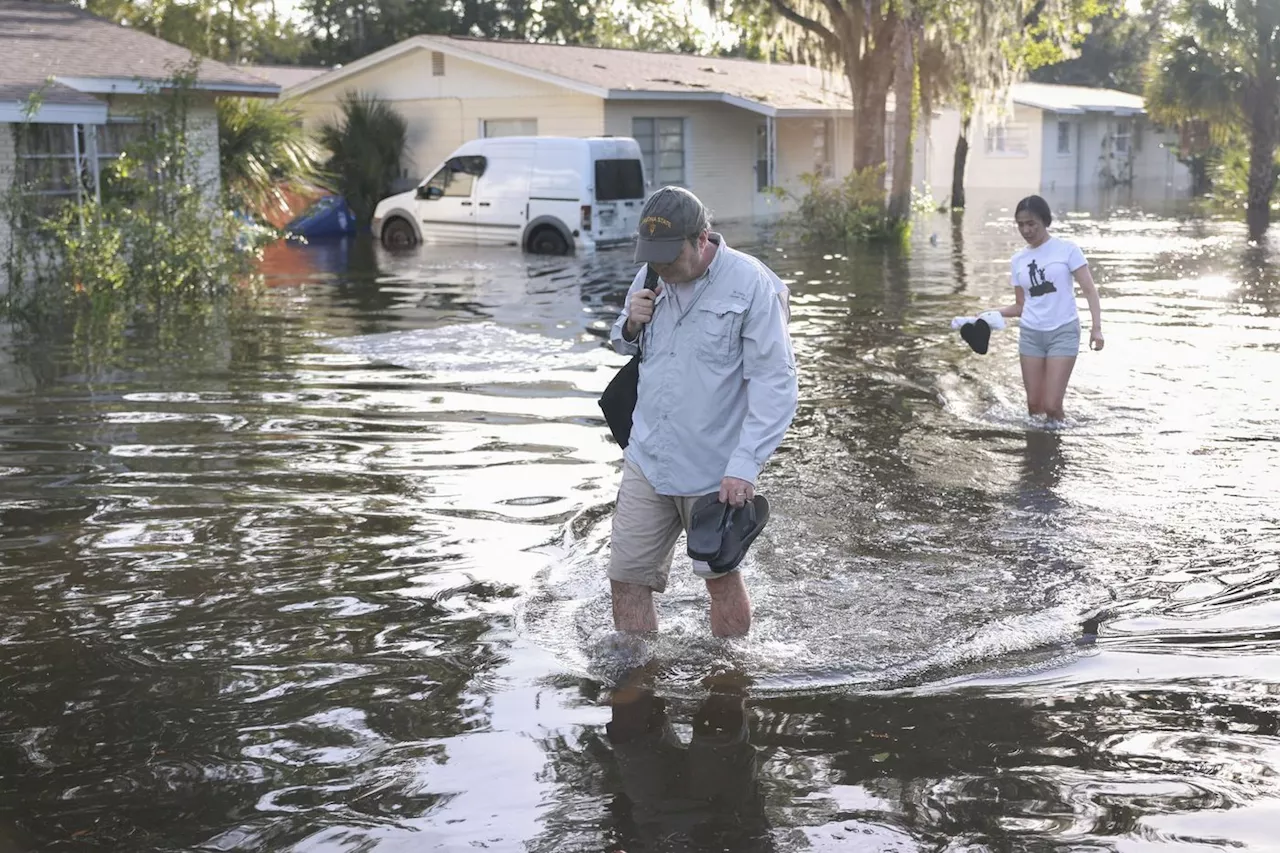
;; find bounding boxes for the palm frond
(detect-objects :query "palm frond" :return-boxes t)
[317,92,408,226]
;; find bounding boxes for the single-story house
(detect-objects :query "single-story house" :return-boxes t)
[276,35,906,223]
[921,82,1192,206]
[0,0,279,281]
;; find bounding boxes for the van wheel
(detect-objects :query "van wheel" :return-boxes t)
[381,218,417,249]
[528,227,570,256]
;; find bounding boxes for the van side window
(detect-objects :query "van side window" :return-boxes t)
[425,156,488,199]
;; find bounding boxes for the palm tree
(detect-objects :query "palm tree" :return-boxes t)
[1146,0,1280,240]
[217,97,324,222]
[317,92,408,228]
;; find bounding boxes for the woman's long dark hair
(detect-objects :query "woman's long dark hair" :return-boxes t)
[1015,195,1053,227]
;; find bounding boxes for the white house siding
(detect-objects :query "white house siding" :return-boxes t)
[773,117,821,190]
[919,108,963,202]
[772,115,857,189]
[604,100,761,221]
[187,101,222,199]
[961,103,1044,192]
[292,51,605,182]
[1039,113,1081,195]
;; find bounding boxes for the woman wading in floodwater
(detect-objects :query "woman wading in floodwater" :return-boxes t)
[983,195,1104,421]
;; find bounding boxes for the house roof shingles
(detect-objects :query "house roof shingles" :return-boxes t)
[429,36,849,111]
[0,0,278,106]
[240,64,329,91]
[293,34,852,114]
[281,33,1154,120]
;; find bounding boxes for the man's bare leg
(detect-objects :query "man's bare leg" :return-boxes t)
[705,572,751,637]
[612,580,658,634]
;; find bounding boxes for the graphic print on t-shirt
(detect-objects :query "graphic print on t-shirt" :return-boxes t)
[1026,259,1057,297]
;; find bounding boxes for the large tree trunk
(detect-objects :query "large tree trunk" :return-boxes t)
[887,19,916,221]
[851,7,898,187]
[951,112,971,210]
[1246,113,1277,241]
[1246,13,1279,242]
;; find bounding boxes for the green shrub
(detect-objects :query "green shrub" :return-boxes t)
[774,167,910,246]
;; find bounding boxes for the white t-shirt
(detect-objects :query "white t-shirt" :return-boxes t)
[1010,236,1088,331]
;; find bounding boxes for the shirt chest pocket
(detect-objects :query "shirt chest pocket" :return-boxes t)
[695,300,747,366]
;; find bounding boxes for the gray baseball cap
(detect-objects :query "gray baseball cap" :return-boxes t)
[634,186,709,264]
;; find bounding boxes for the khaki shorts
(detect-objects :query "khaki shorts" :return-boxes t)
[609,460,728,592]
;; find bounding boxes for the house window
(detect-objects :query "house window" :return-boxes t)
[482,118,536,137]
[95,120,148,198]
[984,118,1028,156]
[631,117,685,187]
[1114,120,1131,154]
[1057,120,1071,155]
[15,124,83,215]
[98,121,147,160]
[15,120,156,216]
[432,51,445,76]
[814,119,833,177]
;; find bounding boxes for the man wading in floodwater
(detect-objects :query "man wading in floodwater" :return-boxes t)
[607,187,798,638]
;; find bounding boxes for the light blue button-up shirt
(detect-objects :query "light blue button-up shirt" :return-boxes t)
[610,234,798,496]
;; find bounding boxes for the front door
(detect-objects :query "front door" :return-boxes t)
[753,121,776,219]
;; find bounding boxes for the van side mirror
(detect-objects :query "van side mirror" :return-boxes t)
[417,185,443,201]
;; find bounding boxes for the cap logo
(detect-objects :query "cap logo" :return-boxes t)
[642,215,673,236]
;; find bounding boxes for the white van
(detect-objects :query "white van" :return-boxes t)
[372,136,646,255]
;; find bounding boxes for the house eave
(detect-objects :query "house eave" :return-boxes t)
[606,89,782,116]
[0,100,108,124]
[774,107,854,118]
[55,76,279,97]
[1019,99,1146,117]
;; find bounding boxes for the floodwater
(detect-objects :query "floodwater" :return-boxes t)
[2,199,1279,851]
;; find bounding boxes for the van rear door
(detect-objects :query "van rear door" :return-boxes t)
[588,138,646,244]
[592,158,645,243]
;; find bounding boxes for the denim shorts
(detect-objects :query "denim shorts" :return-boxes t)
[1019,320,1081,358]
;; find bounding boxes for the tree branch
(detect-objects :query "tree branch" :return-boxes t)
[1022,0,1048,29]
[818,0,851,35]
[769,0,843,56]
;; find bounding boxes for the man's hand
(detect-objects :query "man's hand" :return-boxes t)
[624,283,662,340]
[719,477,754,508]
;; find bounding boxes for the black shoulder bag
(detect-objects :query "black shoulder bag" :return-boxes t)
[598,265,660,449]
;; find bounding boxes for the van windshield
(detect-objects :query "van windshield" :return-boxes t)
[594,159,645,201]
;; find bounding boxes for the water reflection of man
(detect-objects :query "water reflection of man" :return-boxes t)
[606,671,774,853]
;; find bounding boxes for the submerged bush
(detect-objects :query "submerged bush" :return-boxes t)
[774,167,910,246]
